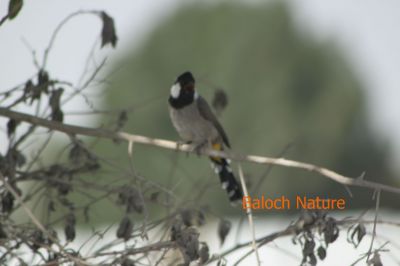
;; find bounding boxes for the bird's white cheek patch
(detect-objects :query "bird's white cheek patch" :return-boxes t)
[170,83,181,98]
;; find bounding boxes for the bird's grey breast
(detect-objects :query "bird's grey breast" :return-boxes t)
[169,102,218,144]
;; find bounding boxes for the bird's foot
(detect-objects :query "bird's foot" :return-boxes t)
[192,141,209,156]
[175,140,192,157]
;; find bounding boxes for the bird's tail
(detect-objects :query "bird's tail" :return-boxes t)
[209,143,243,203]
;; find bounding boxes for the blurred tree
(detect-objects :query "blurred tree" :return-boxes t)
[101,2,396,213]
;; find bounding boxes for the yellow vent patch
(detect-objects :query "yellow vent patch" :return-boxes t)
[210,143,222,162]
[212,143,222,150]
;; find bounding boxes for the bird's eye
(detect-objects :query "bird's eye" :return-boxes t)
[184,83,194,92]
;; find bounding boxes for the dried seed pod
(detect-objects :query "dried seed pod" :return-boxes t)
[6,148,26,168]
[323,217,339,245]
[170,219,182,241]
[218,219,231,246]
[116,110,128,130]
[175,227,200,262]
[368,251,383,266]
[199,242,210,263]
[347,223,366,248]
[117,216,133,241]
[1,191,15,213]
[0,225,7,239]
[64,213,76,242]
[53,171,72,195]
[51,108,64,122]
[126,193,143,214]
[69,144,85,165]
[212,88,228,115]
[38,70,50,94]
[302,238,315,257]
[49,88,63,112]
[7,119,18,137]
[100,11,118,48]
[317,245,326,260]
[118,186,144,214]
[31,229,44,251]
[23,80,34,100]
[121,258,135,266]
[46,228,58,246]
[8,0,23,19]
[180,209,193,227]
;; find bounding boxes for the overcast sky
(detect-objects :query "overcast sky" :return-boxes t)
[1,0,400,168]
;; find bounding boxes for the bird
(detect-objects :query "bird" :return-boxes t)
[168,71,243,203]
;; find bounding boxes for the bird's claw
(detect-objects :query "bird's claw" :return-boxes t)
[175,140,192,157]
[192,141,208,156]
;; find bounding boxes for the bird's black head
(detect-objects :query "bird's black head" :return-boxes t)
[177,71,195,85]
[169,71,196,109]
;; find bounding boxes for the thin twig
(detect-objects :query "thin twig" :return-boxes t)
[126,140,149,240]
[235,164,261,266]
[366,189,381,262]
[21,37,41,69]
[235,143,292,244]
[351,241,389,266]
[42,10,100,68]
[0,14,9,27]
[88,241,176,258]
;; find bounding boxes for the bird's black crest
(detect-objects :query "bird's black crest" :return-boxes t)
[176,71,195,84]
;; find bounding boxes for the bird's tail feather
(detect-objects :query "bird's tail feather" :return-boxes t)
[209,143,243,202]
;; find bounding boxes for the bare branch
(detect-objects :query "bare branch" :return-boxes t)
[91,241,176,258]
[366,189,381,262]
[235,164,260,266]
[42,10,100,68]
[1,107,400,196]
[0,14,9,27]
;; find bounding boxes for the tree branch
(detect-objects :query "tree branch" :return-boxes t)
[1,107,400,196]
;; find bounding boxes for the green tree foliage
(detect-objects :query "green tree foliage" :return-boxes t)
[102,2,396,213]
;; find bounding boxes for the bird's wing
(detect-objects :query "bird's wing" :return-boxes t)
[196,95,231,148]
